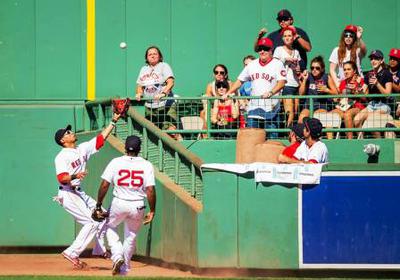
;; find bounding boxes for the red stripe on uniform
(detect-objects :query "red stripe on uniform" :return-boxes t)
[96,134,105,150]
[57,172,69,184]
[308,159,318,164]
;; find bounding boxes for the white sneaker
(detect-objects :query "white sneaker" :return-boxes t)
[112,259,124,275]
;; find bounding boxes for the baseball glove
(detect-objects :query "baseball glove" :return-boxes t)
[91,205,109,222]
[112,98,131,118]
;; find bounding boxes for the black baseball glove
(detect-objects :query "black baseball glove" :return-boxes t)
[91,203,109,222]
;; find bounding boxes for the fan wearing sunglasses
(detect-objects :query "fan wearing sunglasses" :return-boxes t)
[211,80,239,139]
[329,24,367,88]
[254,9,312,71]
[227,37,287,139]
[298,56,338,124]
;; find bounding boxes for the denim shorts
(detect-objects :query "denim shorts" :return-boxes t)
[366,101,391,114]
[282,86,299,96]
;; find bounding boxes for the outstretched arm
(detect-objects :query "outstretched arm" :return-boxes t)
[101,113,121,140]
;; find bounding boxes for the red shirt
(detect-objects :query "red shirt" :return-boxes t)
[282,141,301,158]
[338,78,366,109]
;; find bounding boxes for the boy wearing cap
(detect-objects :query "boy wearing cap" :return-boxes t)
[354,49,393,137]
[228,37,287,139]
[53,113,121,268]
[278,123,305,163]
[95,135,156,275]
[255,9,311,71]
[280,118,328,164]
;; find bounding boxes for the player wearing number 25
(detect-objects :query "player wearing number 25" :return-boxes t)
[95,135,156,275]
[53,113,121,268]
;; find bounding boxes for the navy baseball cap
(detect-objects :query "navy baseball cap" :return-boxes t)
[291,123,305,140]
[303,117,323,138]
[369,50,384,60]
[277,9,292,20]
[125,135,141,153]
[54,124,72,146]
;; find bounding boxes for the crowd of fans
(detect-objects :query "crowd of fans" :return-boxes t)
[134,9,400,140]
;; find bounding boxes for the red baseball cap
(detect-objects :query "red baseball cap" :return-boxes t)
[344,24,357,33]
[280,26,297,36]
[257,38,273,48]
[389,48,400,59]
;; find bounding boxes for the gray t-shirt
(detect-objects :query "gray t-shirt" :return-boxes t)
[136,62,174,108]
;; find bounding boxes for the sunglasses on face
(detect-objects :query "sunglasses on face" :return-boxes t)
[344,32,355,38]
[214,70,225,75]
[389,56,399,61]
[370,57,381,61]
[257,46,271,52]
[278,17,290,22]
[311,66,321,71]
[216,85,228,89]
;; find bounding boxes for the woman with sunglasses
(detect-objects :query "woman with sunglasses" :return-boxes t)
[329,25,367,88]
[273,26,301,127]
[354,50,393,138]
[200,64,232,138]
[331,61,368,139]
[298,56,337,123]
[211,80,239,139]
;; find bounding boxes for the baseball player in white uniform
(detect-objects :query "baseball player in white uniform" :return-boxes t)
[53,113,121,268]
[280,117,329,164]
[228,37,287,138]
[95,135,156,275]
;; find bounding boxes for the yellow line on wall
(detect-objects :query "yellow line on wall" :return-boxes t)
[87,0,95,100]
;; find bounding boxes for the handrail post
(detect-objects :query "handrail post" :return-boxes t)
[175,151,179,184]
[309,97,314,118]
[158,139,163,171]
[191,163,196,197]
[206,98,211,139]
[143,128,148,159]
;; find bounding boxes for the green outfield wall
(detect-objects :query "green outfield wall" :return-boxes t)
[1,0,400,100]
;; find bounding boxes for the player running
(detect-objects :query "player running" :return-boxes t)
[53,113,121,268]
[94,135,156,275]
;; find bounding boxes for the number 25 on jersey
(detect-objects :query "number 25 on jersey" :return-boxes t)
[117,169,144,188]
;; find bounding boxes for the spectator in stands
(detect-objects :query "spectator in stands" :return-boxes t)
[135,46,182,140]
[278,123,305,163]
[298,56,337,123]
[330,61,368,139]
[329,25,367,87]
[211,80,239,139]
[239,55,256,128]
[354,50,393,138]
[227,38,287,139]
[388,48,400,93]
[255,9,311,71]
[200,64,232,138]
[273,26,302,127]
[280,118,328,163]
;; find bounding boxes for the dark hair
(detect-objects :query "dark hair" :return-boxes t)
[215,79,230,90]
[145,46,163,64]
[243,55,256,64]
[343,61,359,75]
[213,64,229,80]
[310,56,326,73]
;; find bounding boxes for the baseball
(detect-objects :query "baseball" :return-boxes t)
[119,42,127,49]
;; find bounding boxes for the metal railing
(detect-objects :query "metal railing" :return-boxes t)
[133,94,400,140]
[85,98,204,201]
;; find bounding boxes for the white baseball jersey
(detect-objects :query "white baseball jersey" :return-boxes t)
[136,62,174,109]
[55,135,103,188]
[273,46,301,87]
[238,58,287,112]
[101,155,155,201]
[329,47,363,80]
[294,140,329,163]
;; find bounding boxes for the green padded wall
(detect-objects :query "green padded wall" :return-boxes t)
[0,105,84,245]
[1,0,400,99]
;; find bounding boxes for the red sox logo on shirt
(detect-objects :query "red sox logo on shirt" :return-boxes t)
[139,71,160,82]
[250,73,276,82]
[70,155,87,169]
